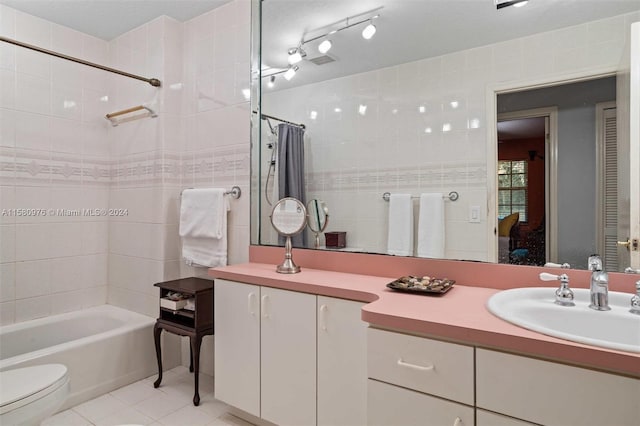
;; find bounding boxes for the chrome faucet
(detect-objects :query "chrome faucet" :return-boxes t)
[539,272,574,306]
[588,255,610,311]
[625,267,640,315]
[630,281,640,315]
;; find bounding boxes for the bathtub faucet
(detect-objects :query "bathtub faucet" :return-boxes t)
[588,255,610,311]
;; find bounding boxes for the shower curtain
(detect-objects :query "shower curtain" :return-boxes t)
[277,123,307,248]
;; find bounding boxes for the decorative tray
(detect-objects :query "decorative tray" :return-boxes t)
[386,276,455,295]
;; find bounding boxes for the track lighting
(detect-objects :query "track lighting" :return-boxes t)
[318,39,332,54]
[362,20,376,40]
[287,47,304,65]
[283,66,299,81]
[496,0,529,9]
[269,7,382,84]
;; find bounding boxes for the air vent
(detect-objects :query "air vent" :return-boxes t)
[307,54,336,65]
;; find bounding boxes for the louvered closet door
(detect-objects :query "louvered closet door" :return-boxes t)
[602,107,619,270]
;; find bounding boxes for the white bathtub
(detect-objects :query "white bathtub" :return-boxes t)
[0,305,159,409]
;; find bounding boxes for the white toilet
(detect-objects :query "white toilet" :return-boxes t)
[0,364,69,426]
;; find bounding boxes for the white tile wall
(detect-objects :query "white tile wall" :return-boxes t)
[15,294,51,322]
[262,11,639,261]
[1,6,110,324]
[0,262,15,302]
[105,1,250,338]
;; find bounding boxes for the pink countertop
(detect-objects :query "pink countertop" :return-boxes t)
[209,262,640,378]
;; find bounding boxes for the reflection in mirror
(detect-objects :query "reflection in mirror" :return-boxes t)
[271,197,307,273]
[252,0,640,270]
[307,199,329,248]
[496,77,624,270]
[261,117,308,248]
[271,197,307,236]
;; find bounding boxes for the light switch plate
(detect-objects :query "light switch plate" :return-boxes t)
[470,206,481,223]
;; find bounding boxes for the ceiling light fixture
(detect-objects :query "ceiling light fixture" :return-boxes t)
[318,38,332,54]
[269,7,383,84]
[299,8,382,50]
[496,0,529,9]
[362,20,377,40]
[288,47,304,65]
[283,66,299,81]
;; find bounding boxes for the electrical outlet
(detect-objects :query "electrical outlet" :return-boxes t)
[470,206,481,223]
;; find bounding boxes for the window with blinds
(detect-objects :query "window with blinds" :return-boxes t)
[498,160,528,222]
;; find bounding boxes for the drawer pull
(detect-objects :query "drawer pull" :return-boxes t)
[261,294,269,318]
[453,417,462,426]
[320,304,328,331]
[247,292,256,316]
[397,358,434,372]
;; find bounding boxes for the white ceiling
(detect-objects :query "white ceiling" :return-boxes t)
[0,0,233,41]
[263,0,640,88]
[2,0,638,85]
[498,117,545,141]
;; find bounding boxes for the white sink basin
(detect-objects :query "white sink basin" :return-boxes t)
[487,287,640,353]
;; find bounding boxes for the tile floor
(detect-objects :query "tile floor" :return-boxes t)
[42,366,254,426]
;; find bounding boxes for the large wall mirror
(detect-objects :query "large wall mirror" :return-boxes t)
[251,0,640,271]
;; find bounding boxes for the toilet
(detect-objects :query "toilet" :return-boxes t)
[0,364,69,426]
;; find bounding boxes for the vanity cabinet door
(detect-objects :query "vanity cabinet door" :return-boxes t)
[214,279,260,417]
[368,379,474,426]
[260,286,317,426]
[476,348,640,426]
[317,296,367,426]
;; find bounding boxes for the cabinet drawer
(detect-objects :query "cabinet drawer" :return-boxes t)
[367,328,474,405]
[477,349,640,426]
[368,379,474,426]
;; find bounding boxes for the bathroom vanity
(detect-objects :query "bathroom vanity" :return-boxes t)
[210,263,640,426]
[214,278,367,426]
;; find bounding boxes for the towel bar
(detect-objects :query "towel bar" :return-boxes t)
[382,191,459,202]
[180,186,242,199]
[105,105,157,126]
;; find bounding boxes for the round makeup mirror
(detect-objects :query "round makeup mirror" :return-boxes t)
[307,199,329,249]
[270,197,307,273]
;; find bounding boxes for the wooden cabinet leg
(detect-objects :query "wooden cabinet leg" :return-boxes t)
[189,345,194,373]
[153,324,163,388]
[190,335,203,406]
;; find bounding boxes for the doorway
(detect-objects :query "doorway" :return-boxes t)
[494,76,617,269]
[497,113,550,265]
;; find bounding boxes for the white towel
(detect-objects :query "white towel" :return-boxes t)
[387,194,414,256]
[179,188,230,268]
[417,193,445,258]
[179,188,227,238]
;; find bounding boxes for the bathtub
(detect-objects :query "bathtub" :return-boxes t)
[0,305,161,409]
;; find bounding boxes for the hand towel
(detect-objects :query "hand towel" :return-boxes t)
[387,193,414,256]
[179,188,230,268]
[417,193,445,258]
[179,188,227,238]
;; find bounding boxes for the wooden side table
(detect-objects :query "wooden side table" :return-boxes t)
[153,277,214,406]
